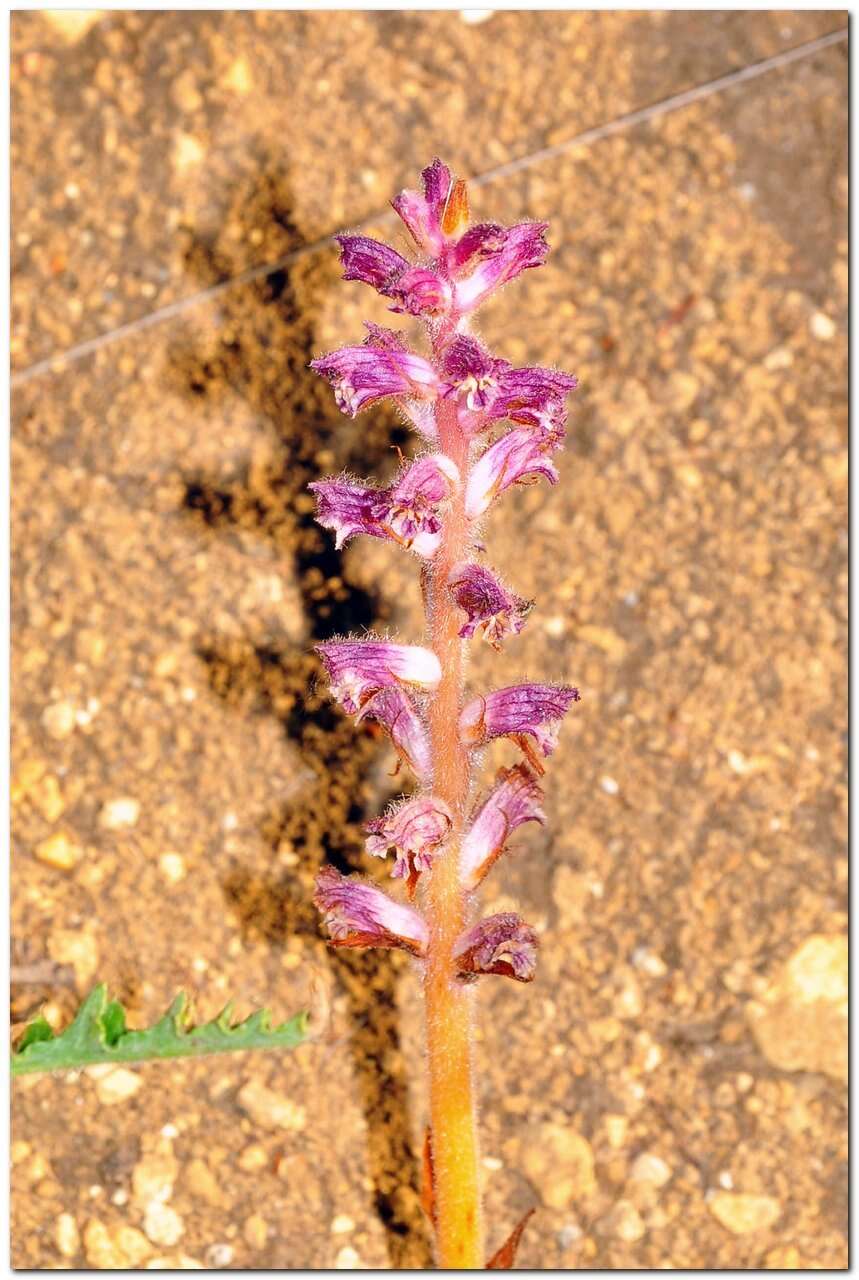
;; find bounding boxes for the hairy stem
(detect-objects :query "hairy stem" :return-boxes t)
[423,394,484,1268]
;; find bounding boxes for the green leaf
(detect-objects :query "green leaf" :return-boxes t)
[11,985,309,1077]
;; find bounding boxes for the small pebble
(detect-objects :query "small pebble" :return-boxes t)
[604,1114,628,1150]
[35,830,81,871]
[238,1080,306,1131]
[460,8,494,22]
[204,1244,233,1267]
[243,1215,268,1250]
[708,1191,780,1235]
[630,1153,672,1187]
[601,1199,646,1242]
[132,1151,177,1206]
[238,1143,268,1173]
[41,701,77,739]
[99,797,140,830]
[810,311,836,341]
[159,853,186,885]
[94,1067,141,1106]
[335,1245,364,1268]
[557,1222,582,1248]
[631,946,668,977]
[331,1214,355,1234]
[600,776,619,795]
[144,1203,184,1247]
[55,1213,80,1258]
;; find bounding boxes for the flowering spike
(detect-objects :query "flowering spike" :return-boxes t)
[460,683,580,774]
[449,562,531,648]
[365,794,453,891]
[454,913,538,983]
[316,639,441,716]
[309,160,578,1267]
[460,764,545,890]
[314,867,428,956]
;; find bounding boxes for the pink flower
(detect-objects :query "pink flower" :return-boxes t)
[314,866,428,956]
[317,640,441,716]
[391,157,467,255]
[311,325,439,418]
[310,455,459,557]
[465,425,565,519]
[386,266,453,318]
[336,234,410,291]
[459,683,580,774]
[448,562,530,648]
[441,336,577,436]
[460,764,545,890]
[454,913,538,982]
[365,793,453,891]
[356,686,432,781]
[452,222,549,314]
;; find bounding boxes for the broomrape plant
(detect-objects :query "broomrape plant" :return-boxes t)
[12,158,578,1272]
[311,159,579,1268]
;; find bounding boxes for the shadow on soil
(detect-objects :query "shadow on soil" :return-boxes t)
[165,150,432,1267]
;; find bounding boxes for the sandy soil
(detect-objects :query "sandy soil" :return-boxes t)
[11,10,847,1269]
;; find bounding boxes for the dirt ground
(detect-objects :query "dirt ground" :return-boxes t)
[11,10,847,1270]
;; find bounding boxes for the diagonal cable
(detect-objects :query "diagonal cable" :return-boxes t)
[11,25,847,389]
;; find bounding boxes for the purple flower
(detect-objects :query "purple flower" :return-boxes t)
[453,222,549,314]
[365,794,453,890]
[386,266,452,317]
[336,234,410,291]
[441,337,577,437]
[460,765,545,890]
[459,683,580,774]
[448,563,530,648]
[314,866,428,956]
[488,367,578,431]
[310,454,459,557]
[356,686,432,781]
[310,326,439,418]
[392,158,468,255]
[465,425,565,519]
[454,913,538,982]
[317,640,441,716]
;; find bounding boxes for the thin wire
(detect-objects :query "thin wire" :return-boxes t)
[11,25,847,390]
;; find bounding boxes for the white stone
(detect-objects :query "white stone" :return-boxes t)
[55,1213,80,1258]
[331,1215,355,1235]
[630,1153,671,1187]
[159,853,186,885]
[41,701,77,739]
[810,311,836,341]
[631,947,668,977]
[95,1067,142,1106]
[99,797,140,829]
[144,1203,184,1247]
[708,1192,780,1235]
[335,1245,365,1268]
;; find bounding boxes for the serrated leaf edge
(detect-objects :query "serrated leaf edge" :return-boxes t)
[11,984,310,1076]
